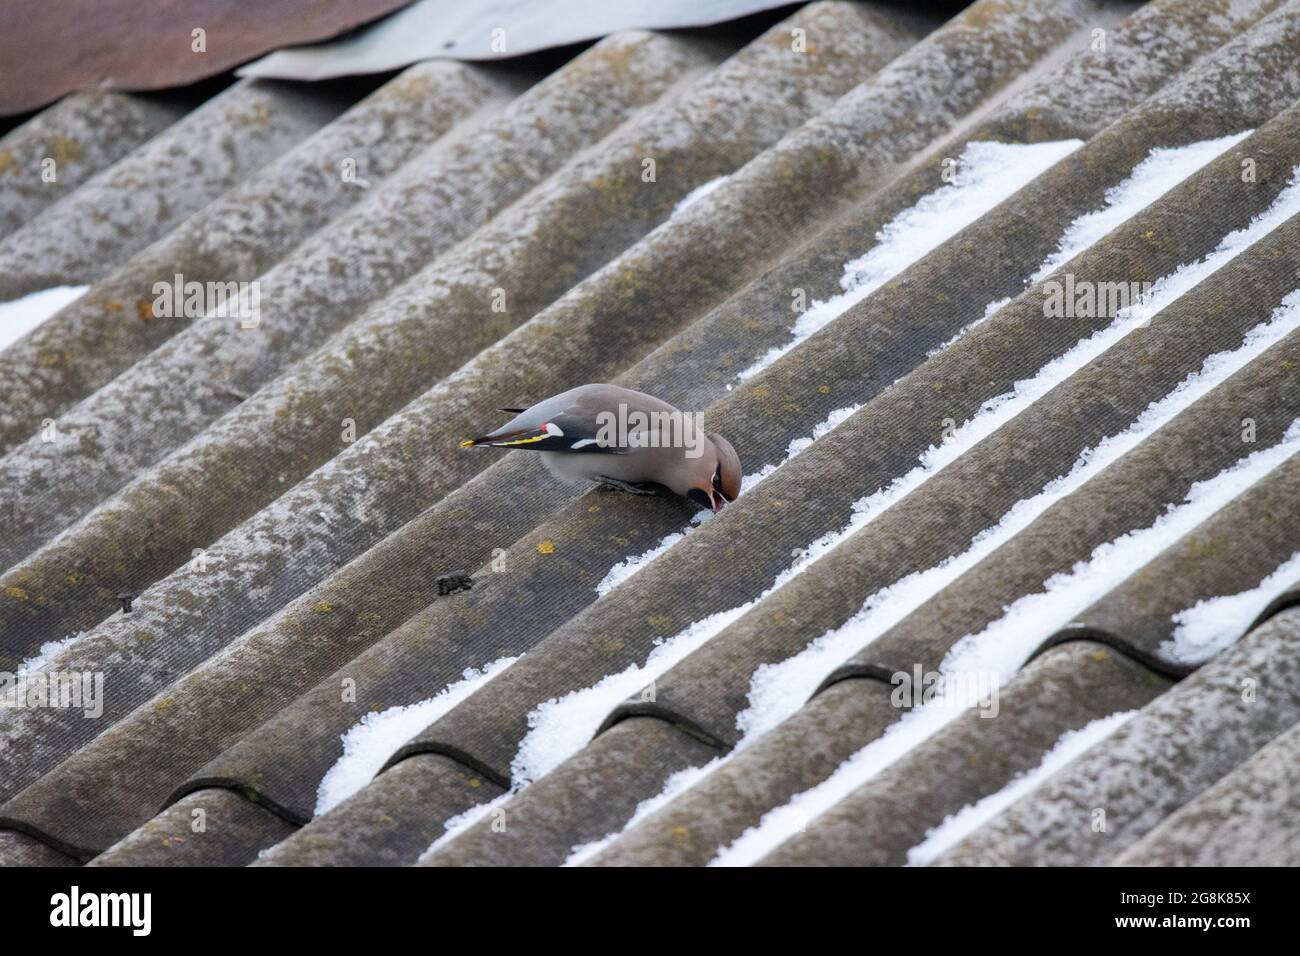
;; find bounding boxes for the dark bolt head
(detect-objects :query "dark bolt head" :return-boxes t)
[436,570,473,597]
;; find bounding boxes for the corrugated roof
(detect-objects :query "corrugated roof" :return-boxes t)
[0,0,1297,868]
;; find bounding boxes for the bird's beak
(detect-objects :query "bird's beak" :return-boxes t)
[711,489,726,512]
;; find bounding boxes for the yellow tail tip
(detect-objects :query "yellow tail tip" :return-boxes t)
[460,439,476,448]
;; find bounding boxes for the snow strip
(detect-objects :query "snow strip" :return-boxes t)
[315,655,518,816]
[672,175,730,216]
[512,605,750,785]
[928,131,1251,356]
[559,161,1300,865]
[905,710,1136,866]
[1032,132,1251,283]
[1165,549,1300,666]
[713,419,1300,866]
[737,139,1083,380]
[0,286,88,351]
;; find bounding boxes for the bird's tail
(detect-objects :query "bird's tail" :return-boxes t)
[461,425,557,449]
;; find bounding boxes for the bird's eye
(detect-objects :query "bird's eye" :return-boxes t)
[712,467,722,490]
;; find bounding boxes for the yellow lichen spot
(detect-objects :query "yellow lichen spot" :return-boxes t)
[47,136,83,166]
[228,101,271,126]
[537,540,555,554]
[0,150,17,176]
[467,778,482,789]
[587,505,600,513]
[105,300,124,311]
[155,697,175,712]
[818,384,830,394]
[135,298,154,322]
[313,601,334,613]
[65,571,85,585]
[1090,649,1111,663]
[4,586,29,601]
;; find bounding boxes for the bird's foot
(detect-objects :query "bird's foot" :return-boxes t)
[597,476,655,496]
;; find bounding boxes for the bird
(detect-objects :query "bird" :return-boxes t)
[461,384,741,512]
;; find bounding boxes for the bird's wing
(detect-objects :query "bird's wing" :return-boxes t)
[463,384,676,453]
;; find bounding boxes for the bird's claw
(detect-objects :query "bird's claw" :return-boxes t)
[597,476,655,496]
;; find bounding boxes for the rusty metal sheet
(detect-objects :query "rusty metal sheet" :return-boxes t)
[0,0,414,116]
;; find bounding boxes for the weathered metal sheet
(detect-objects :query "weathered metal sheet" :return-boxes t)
[0,0,414,116]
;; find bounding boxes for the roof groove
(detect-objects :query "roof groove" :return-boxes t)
[254,753,509,867]
[0,31,728,646]
[751,642,1173,866]
[933,603,1300,864]
[1112,716,1300,865]
[588,640,1168,867]
[0,60,522,459]
[0,90,191,239]
[88,789,297,868]
[1048,444,1300,666]
[0,78,358,302]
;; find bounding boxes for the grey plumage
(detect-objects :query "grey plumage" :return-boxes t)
[462,383,742,510]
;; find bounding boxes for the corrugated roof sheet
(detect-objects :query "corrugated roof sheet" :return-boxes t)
[240,0,803,80]
[0,0,1297,867]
